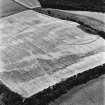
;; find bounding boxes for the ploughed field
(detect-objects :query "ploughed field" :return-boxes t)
[0,10,105,99]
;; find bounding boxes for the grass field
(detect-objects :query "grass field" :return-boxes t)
[49,75,105,105]
[0,0,27,18]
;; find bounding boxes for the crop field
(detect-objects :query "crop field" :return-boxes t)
[0,10,105,98]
